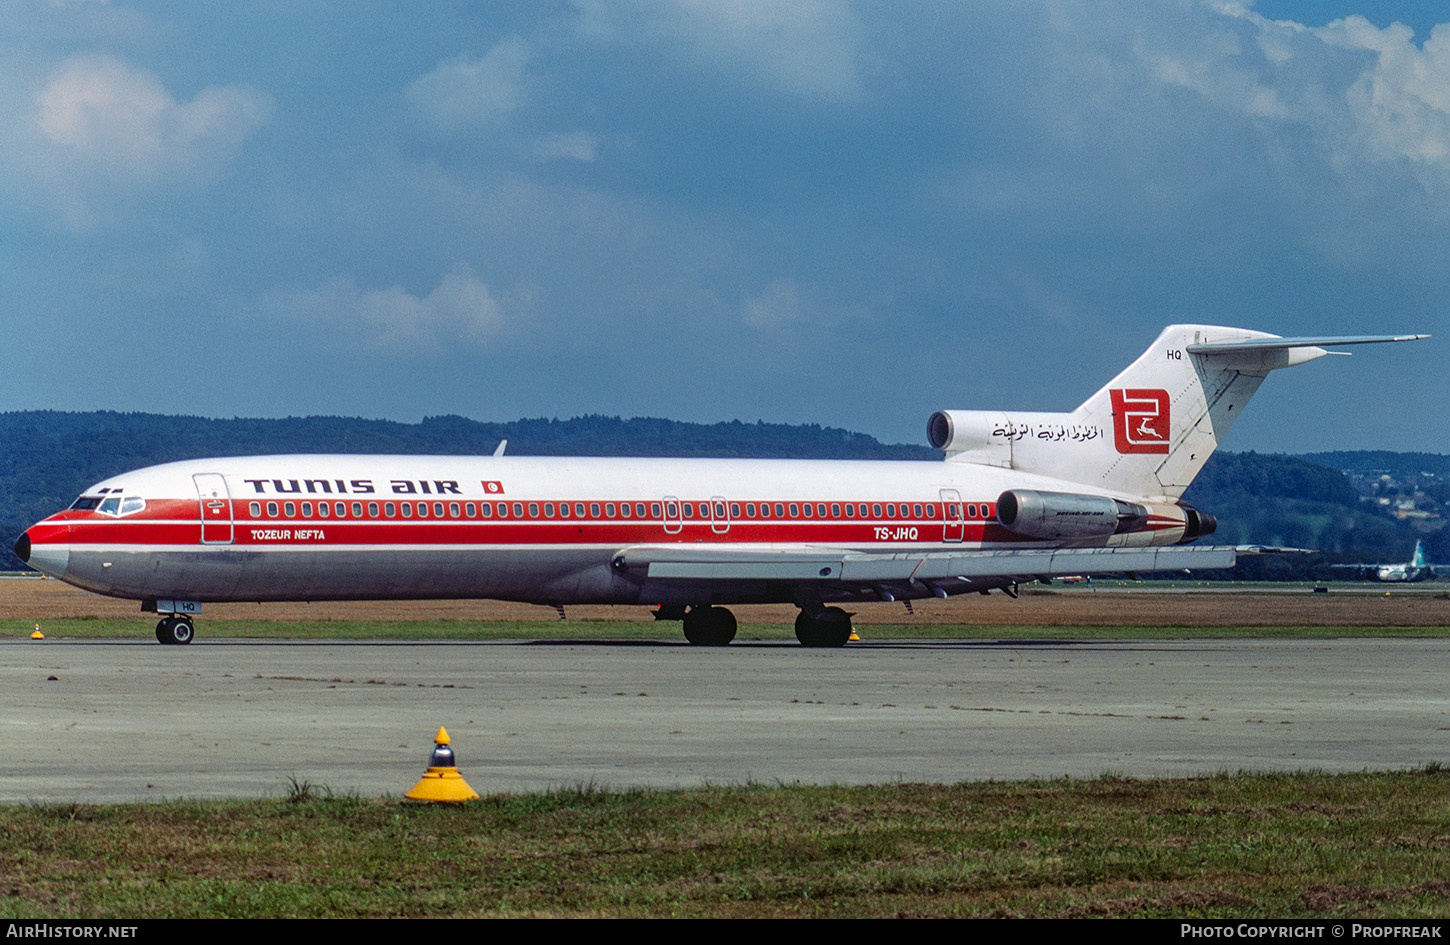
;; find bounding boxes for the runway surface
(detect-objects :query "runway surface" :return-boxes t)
[3,637,1449,803]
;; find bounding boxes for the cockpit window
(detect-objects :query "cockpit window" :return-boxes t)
[70,496,102,510]
[92,495,147,517]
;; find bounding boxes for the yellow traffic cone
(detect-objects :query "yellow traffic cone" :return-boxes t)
[406,726,479,802]
[30,625,43,640]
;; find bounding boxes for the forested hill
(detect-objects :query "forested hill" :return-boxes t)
[2,411,1442,577]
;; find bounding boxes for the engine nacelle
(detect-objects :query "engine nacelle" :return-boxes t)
[928,410,1019,453]
[996,489,1148,541]
[995,489,1218,545]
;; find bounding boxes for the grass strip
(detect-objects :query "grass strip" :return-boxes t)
[4,769,1450,918]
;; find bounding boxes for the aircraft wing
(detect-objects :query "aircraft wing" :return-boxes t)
[615,544,1263,593]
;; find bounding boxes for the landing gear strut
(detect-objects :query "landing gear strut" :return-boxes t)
[155,616,195,645]
[794,607,853,648]
[681,605,737,646]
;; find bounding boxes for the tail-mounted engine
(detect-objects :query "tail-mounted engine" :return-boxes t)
[994,489,1216,546]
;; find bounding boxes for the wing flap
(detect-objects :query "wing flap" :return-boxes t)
[621,544,1245,584]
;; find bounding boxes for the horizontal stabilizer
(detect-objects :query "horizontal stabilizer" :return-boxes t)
[1185,334,1428,354]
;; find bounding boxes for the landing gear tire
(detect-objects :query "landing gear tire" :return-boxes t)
[794,607,852,648]
[682,606,737,646]
[155,616,195,645]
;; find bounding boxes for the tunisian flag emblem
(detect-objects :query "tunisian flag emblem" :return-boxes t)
[482,481,505,494]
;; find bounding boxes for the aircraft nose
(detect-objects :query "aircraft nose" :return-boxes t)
[15,524,70,579]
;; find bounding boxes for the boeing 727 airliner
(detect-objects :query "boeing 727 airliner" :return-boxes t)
[13,325,1426,646]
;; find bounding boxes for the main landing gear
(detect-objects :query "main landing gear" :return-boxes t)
[670,604,854,648]
[155,615,195,645]
[793,607,853,648]
[681,605,737,646]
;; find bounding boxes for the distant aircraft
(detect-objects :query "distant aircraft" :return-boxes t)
[13,325,1426,646]
[1331,540,1441,583]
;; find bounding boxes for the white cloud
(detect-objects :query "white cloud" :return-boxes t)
[35,54,269,179]
[274,264,505,354]
[534,131,599,163]
[407,39,530,132]
[0,54,269,227]
[1321,17,1450,165]
[572,0,862,102]
[1152,7,1450,174]
[741,278,801,328]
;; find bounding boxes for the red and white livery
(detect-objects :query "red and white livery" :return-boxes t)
[14,325,1426,646]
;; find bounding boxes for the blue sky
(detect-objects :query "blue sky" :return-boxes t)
[1,0,1446,454]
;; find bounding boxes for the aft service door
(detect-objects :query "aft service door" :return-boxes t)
[940,489,964,543]
[194,473,234,544]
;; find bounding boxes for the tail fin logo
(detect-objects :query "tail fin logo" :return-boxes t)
[1110,389,1170,454]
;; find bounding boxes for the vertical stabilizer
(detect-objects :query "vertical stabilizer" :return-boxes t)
[928,325,1426,500]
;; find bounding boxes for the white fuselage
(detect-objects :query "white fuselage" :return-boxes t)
[19,453,1190,607]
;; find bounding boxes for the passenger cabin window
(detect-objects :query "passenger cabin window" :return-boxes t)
[250,501,261,517]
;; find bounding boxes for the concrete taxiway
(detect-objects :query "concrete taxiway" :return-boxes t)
[3,637,1448,803]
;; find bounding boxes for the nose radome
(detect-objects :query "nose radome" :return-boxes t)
[15,526,69,579]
